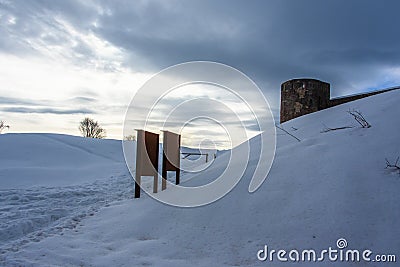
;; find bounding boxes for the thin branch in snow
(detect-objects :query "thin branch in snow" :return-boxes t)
[385,157,400,170]
[347,109,371,128]
[320,123,353,133]
[275,124,301,142]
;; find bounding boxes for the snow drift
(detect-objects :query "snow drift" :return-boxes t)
[0,133,125,189]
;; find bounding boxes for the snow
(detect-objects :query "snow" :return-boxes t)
[1,90,400,266]
[0,133,125,189]
[0,134,133,260]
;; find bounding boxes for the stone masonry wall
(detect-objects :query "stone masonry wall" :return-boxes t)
[280,78,400,123]
[329,87,400,108]
[280,79,330,123]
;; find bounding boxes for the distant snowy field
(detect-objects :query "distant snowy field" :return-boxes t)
[1,90,400,266]
[0,134,126,189]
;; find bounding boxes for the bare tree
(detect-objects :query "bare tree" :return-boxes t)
[124,134,136,141]
[0,120,10,133]
[79,117,106,139]
[348,109,371,128]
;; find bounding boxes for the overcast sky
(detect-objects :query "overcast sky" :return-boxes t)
[1,0,400,147]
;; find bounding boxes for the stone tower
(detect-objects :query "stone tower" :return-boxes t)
[280,78,330,123]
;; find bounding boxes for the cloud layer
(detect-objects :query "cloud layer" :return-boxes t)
[1,0,400,143]
[2,1,400,91]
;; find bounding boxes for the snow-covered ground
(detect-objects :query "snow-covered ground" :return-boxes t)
[0,134,134,260]
[1,90,400,266]
[0,134,126,189]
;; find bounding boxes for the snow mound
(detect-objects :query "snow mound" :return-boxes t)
[0,133,125,189]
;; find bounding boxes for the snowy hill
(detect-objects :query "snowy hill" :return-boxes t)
[0,133,125,189]
[1,90,400,266]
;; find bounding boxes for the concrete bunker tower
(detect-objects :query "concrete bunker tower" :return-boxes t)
[280,78,330,123]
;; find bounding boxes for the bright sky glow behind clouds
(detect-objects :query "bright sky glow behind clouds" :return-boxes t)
[144,83,262,149]
[0,53,150,139]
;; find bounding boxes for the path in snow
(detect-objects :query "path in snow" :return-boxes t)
[0,172,134,256]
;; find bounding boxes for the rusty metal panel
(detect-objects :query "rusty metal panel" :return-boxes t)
[162,131,181,190]
[136,130,159,176]
[135,130,159,198]
[163,131,181,169]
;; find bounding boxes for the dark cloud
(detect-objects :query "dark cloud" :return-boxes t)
[68,96,98,103]
[0,96,96,107]
[1,107,95,115]
[91,0,400,93]
[0,96,44,106]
